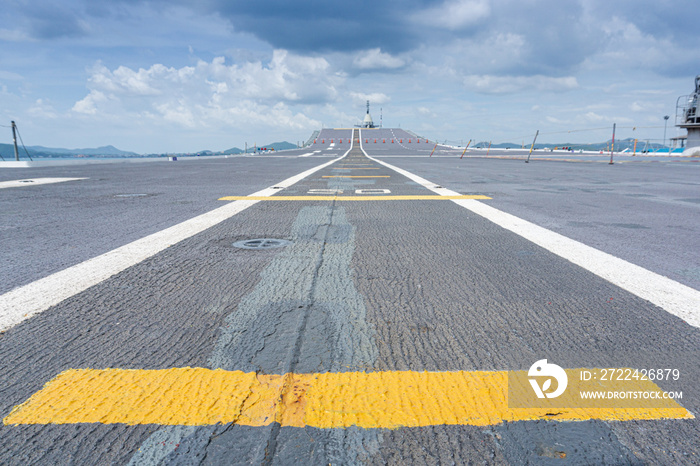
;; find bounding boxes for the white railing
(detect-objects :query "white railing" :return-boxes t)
[676,94,700,126]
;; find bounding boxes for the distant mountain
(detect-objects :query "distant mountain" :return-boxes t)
[29,145,139,156]
[222,147,243,155]
[0,143,139,159]
[254,141,297,151]
[269,141,297,151]
[0,143,51,160]
[175,148,242,156]
[175,144,294,156]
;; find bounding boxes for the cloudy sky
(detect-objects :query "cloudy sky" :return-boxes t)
[1,0,698,153]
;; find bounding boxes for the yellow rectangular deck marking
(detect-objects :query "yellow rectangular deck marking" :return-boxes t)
[218,195,492,201]
[4,368,691,428]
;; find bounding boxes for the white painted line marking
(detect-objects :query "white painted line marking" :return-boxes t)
[0,157,345,332]
[308,189,344,194]
[355,189,391,194]
[298,153,313,157]
[359,131,700,329]
[0,178,87,189]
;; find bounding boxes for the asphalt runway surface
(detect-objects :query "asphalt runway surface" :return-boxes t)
[0,128,698,464]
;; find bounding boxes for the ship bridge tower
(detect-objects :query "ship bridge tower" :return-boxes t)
[676,75,700,155]
[362,100,375,128]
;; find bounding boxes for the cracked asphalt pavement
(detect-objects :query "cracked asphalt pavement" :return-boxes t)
[1,129,698,464]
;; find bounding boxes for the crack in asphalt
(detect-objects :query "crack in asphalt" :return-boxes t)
[262,203,336,465]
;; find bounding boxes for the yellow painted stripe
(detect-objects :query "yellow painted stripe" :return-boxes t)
[322,175,390,178]
[4,368,692,427]
[218,195,492,201]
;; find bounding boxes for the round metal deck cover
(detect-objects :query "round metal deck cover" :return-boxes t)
[233,238,291,250]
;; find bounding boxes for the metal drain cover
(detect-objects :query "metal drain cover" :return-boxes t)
[233,238,291,250]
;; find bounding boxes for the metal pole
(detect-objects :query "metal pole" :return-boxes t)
[609,123,616,165]
[460,139,472,159]
[12,121,19,161]
[525,130,539,163]
[429,142,438,157]
[663,115,670,149]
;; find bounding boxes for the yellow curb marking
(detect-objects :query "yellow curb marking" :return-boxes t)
[4,368,692,428]
[218,195,492,201]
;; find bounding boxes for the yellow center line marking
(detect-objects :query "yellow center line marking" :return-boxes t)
[218,195,492,201]
[3,368,691,428]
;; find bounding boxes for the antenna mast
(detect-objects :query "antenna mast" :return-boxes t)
[12,121,19,161]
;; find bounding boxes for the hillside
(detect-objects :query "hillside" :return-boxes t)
[0,143,138,159]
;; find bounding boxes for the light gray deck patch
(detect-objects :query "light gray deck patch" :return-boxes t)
[129,204,378,465]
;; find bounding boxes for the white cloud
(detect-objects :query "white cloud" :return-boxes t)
[0,28,33,42]
[349,92,390,106]
[418,0,491,30]
[27,99,58,119]
[0,70,24,81]
[582,112,633,124]
[582,17,697,73]
[353,49,406,70]
[584,112,606,122]
[92,64,168,96]
[420,33,527,78]
[463,75,579,94]
[417,107,437,118]
[70,51,340,130]
[317,104,358,128]
[545,116,566,124]
[72,90,109,115]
